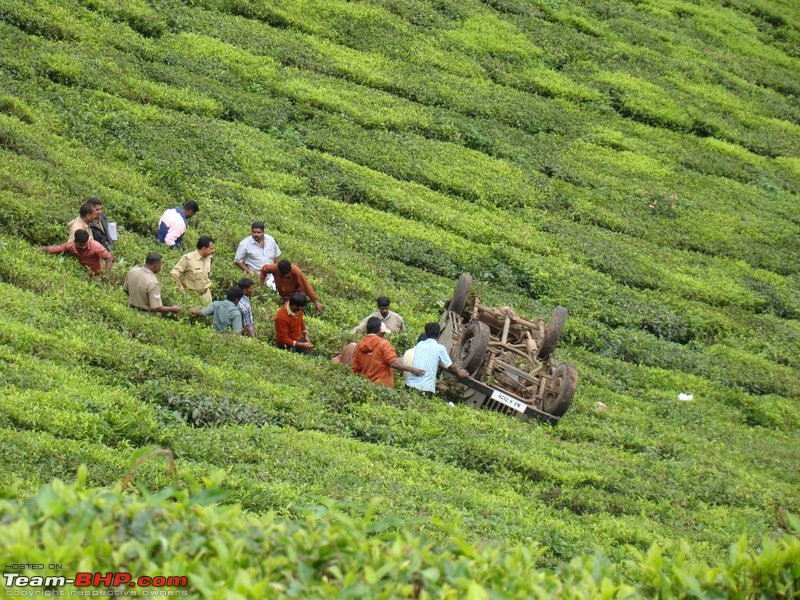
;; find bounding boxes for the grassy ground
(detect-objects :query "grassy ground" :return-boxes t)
[0,0,798,594]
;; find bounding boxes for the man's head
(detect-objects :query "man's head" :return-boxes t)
[288,291,307,312]
[197,236,215,257]
[183,201,199,218]
[87,197,103,217]
[376,296,391,317]
[237,277,254,297]
[74,229,90,252]
[251,222,265,243]
[145,252,163,273]
[79,202,97,222]
[226,286,244,304]
[277,259,292,276]
[424,322,441,340]
[366,316,384,335]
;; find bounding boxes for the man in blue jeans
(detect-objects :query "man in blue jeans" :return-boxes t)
[406,322,469,396]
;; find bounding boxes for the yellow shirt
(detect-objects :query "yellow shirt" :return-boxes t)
[171,250,212,293]
[66,217,94,243]
[123,266,162,310]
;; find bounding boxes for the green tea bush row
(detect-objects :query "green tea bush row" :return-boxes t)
[2,475,798,598]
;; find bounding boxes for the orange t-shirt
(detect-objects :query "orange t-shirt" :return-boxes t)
[352,334,398,387]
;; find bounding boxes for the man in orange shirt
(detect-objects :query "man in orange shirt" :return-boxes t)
[274,292,313,353]
[41,230,113,276]
[260,259,324,314]
[352,317,422,387]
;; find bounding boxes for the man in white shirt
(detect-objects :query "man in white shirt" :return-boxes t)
[156,201,198,249]
[406,323,469,396]
[351,296,406,334]
[234,221,281,290]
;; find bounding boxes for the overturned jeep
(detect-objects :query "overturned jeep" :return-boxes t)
[439,274,578,425]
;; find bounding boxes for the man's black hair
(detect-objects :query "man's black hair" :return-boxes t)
[79,202,95,218]
[237,277,254,289]
[74,230,90,243]
[226,286,244,303]
[251,222,265,231]
[289,291,308,307]
[424,322,441,340]
[376,296,390,308]
[197,236,214,250]
[277,259,292,274]
[86,196,102,207]
[145,252,162,266]
[183,201,199,213]
[366,316,383,334]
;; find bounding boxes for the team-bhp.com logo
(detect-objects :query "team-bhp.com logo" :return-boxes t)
[4,569,189,596]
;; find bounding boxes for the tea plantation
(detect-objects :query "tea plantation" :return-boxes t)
[0,0,799,596]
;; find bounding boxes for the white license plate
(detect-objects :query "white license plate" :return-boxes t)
[490,390,527,413]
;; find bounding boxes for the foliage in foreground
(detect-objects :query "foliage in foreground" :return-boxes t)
[1,469,799,599]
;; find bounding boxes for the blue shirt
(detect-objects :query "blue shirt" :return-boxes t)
[238,295,254,334]
[234,234,281,272]
[405,338,452,393]
[201,300,243,334]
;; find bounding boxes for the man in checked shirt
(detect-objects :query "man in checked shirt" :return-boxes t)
[237,277,257,337]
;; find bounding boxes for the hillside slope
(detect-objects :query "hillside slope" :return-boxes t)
[0,0,799,594]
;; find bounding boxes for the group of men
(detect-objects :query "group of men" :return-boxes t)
[44,199,471,398]
[41,198,115,276]
[346,309,470,396]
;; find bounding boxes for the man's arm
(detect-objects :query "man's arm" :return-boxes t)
[231,310,243,335]
[101,256,113,276]
[445,363,470,379]
[350,315,370,335]
[170,257,186,290]
[294,267,324,313]
[99,247,114,276]
[41,243,69,255]
[234,240,254,274]
[390,358,423,376]
[259,263,277,285]
[438,347,469,379]
[274,314,294,347]
[189,304,215,318]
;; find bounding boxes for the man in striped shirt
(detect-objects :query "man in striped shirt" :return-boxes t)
[405,322,469,396]
[237,277,256,337]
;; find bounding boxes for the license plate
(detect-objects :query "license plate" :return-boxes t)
[490,390,526,413]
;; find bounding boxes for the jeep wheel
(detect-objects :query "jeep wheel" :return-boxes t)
[449,273,473,316]
[538,306,568,359]
[459,320,490,374]
[541,363,577,417]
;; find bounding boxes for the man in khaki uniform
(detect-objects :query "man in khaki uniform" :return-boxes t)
[124,253,181,314]
[67,202,98,243]
[171,236,215,304]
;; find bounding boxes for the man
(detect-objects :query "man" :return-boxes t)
[234,222,281,290]
[41,230,113,277]
[189,286,244,334]
[66,202,98,243]
[123,253,181,314]
[274,292,313,353]
[171,236,214,304]
[405,322,470,396]
[156,200,199,249]
[87,197,114,250]
[351,296,405,334]
[237,277,256,338]
[260,259,324,313]
[352,317,422,387]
